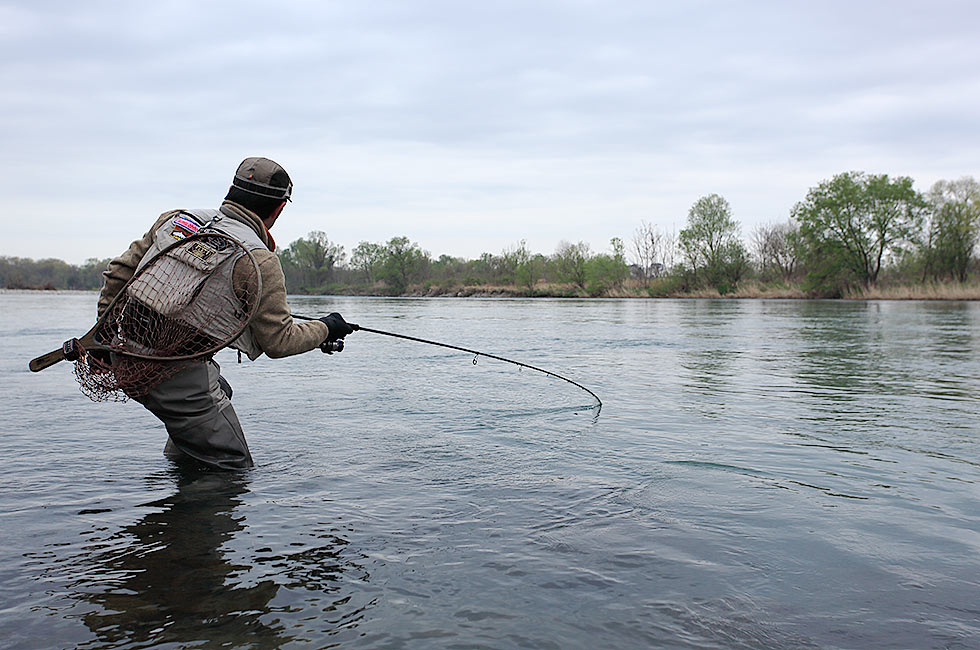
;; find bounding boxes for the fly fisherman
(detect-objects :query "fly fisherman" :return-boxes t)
[97,157,354,470]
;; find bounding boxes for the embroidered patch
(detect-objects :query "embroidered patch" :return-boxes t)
[187,242,216,261]
[170,215,201,240]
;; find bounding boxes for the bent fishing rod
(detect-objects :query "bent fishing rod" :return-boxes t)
[294,314,601,411]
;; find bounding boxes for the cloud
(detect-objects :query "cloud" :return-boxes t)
[1,0,978,262]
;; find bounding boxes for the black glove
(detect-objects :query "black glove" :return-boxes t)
[319,312,354,342]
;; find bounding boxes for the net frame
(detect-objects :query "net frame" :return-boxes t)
[72,231,262,401]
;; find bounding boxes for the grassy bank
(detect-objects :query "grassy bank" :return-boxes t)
[382,279,980,300]
[843,281,980,300]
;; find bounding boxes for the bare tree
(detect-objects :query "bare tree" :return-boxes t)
[631,221,656,286]
[660,229,677,276]
[752,220,800,281]
[630,221,676,285]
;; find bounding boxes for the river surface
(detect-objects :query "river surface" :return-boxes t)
[1,292,978,649]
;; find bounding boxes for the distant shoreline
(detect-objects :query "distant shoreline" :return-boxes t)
[4,283,979,301]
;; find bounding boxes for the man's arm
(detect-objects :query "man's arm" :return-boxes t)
[97,212,175,319]
[241,250,330,358]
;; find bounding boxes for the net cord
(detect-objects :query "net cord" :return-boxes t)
[87,231,262,362]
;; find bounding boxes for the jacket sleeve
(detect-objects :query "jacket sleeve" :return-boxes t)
[97,212,176,319]
[245,250,330,358]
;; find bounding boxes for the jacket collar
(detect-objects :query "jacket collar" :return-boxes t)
[219,201,276,251]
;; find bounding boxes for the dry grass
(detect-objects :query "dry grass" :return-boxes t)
[845,282,980,300]
[390,278,980,300]
[670,281,808,299]
[730,284,808,299]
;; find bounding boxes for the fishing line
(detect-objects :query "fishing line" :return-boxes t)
[294,314,601,411]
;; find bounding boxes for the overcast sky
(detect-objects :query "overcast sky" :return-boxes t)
[2,0,978,264]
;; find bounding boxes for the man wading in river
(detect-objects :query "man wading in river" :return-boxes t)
[97,157,354,470]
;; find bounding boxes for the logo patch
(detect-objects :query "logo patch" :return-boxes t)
[170,215,201,240]
[187,242,216,261]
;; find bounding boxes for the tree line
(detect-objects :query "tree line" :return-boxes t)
[0,256,110,290]
[277,233,630,296]
[676,173,980,297]
[4,171,978,298]
[277,172,979,297]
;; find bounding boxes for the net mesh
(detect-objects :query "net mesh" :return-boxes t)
[74,232,260,401]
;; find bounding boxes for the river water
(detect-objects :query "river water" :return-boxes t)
[0,292,977,649]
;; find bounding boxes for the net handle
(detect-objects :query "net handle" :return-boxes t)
[28,231,263,372]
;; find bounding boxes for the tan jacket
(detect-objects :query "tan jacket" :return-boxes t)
[98,201,329,358]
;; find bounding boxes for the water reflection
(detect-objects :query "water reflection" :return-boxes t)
[794,302,881,397]
[74,468,291,648]
[793,301,979,404]
[918,303,980,401]
[676,300,744,411]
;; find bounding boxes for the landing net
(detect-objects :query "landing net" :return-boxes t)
[74,232,260,401]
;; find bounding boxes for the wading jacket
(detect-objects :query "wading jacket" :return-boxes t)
[98,201,328,359]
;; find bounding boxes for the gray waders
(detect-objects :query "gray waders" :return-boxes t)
[135,360,254,470]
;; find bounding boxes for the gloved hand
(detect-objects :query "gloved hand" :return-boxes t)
[319,312,354,342]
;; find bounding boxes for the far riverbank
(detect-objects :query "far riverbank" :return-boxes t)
[5,280,980,300]
[346,279,980,301]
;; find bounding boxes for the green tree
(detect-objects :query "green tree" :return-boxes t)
[0,256,76,289]
[921,177,980,282]
[380,236,430,293]
[501,240,537,288]
[477,252,505,284]
[431,254,467,286]
[279,231,345,291]
[552,241,591,289]
[350,241,386,284]
[678,194,749,292]
[585,238,630,296]
[793,172,926,291]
